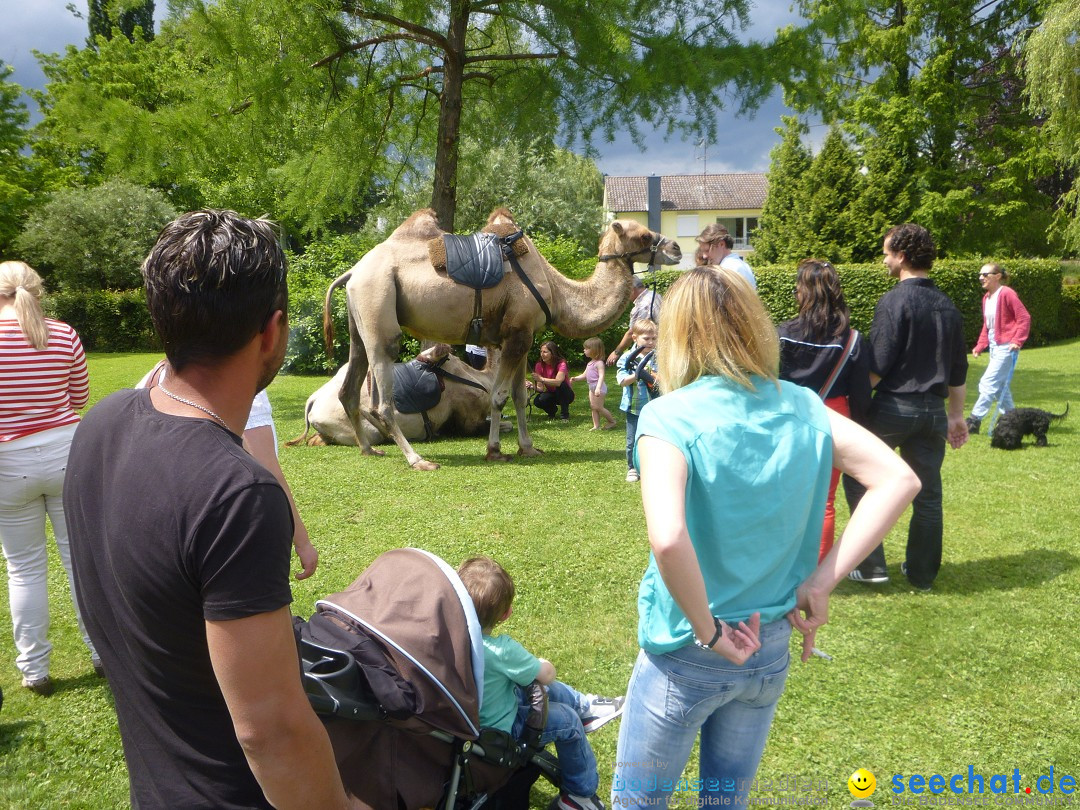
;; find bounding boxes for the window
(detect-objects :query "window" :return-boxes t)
[714,216,759,249]
[677,215,699,238]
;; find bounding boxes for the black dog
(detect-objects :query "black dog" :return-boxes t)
[990,404,1069,449]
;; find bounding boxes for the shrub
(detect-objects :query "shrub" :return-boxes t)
[284,232,379,375]
[45,288,158,352]
[1060,283,1080,340]
[16,180,177,291]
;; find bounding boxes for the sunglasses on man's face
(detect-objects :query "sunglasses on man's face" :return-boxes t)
[978,272,999,278]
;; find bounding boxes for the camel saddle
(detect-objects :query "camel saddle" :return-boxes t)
[427,224,547,344]
[427,222,530,289]
[393,359,445,416]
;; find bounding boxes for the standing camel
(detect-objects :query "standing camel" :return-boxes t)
[324,207,681,469]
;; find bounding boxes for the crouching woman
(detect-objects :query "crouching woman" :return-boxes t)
[611,267,920,807]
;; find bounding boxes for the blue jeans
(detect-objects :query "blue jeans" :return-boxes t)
[623,410,639,470]
[611,620,791,807]
[971,343,1018,433]
[512,680,596,797]
[843,392,947,587]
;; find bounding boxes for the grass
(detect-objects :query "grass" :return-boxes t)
[1,339,1078,808]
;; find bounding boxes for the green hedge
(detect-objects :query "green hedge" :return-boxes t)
[755,259,1065,347]
[43,251,1077,365]
[1061,283,1080,340]
[45,289,158,352]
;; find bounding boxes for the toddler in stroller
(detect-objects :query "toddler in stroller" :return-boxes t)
[457,556,624,810]
[297,548,618,809]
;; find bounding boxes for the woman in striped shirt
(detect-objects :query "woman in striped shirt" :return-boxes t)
[0,261,99,696]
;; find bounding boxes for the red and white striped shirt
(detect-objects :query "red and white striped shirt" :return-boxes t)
[0,318,89,442]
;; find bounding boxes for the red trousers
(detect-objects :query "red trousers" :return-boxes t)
[819,395,850,562]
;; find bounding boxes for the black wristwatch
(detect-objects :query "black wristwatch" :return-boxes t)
[694,616,723,650]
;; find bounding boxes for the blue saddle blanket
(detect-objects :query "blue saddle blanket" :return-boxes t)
[443,233,506,289]
[393,360,443,415]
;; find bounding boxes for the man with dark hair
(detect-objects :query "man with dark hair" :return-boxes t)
[64,210,348,810]
[843,223,968,591]
[695,223,757,289]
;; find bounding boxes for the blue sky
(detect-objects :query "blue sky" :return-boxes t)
[2,0,821,177]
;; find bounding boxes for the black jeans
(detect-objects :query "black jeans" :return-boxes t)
[534,383,575,418]
[842,392,947,587]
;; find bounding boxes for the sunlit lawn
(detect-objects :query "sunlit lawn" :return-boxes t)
[1,340,1077,808]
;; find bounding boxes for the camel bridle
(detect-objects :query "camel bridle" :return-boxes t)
[599,231,673,267]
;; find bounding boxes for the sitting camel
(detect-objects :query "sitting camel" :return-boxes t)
[288,343,506,447]
[324,207,681,469]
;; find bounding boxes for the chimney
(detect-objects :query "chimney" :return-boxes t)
[647,175,661,233]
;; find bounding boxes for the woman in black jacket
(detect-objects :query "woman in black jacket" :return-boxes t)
[778,259,872,561]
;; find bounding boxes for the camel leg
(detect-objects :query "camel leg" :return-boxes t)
[364,335,439,470]
[486,332,540,461]
[510,360,541,457]
[338,330,384,457]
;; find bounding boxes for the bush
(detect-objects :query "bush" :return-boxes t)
[45,288,158,352]
[284,232,379,374]
[1060,283,1080,340]
[16,180,178,291]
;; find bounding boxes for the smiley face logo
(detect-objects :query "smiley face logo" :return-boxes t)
[848,768,877,799]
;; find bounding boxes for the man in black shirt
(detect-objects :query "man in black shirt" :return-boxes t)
[843,224,968,591]
[64,211,348,809]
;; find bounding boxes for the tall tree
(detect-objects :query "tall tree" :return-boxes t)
[35,0,796,235]
[752,117,811,264]
[88,0,155,43]
[0,62,32,255]
[299,0,794,230]
[1024,0,1080,250]
[784,0,1056,256]
[801,127,860,261]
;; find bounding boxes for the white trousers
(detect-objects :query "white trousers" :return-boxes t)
[0,425,96,681]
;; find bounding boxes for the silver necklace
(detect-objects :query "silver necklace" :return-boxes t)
[157,381,230,431]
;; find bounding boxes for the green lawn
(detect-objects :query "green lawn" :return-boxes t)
[1,340,1078,808]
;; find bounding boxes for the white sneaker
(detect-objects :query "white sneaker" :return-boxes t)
[625,469,639,482]
[581,695,625,733]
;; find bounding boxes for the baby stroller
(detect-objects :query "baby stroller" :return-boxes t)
[296,547,561,809]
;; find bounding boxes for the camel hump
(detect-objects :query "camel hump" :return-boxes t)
[487,207,517,227]
[392,208,443,240]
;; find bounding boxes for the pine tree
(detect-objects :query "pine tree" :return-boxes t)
[802,128,860,262]
[753,117,812,264]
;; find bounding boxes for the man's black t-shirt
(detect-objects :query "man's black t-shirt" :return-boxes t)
[867,277,968,398]
[64,388,294,809]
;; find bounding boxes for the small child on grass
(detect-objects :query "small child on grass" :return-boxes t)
[616,319,659,483]
[570,337,617,430]
[457,556,624,810]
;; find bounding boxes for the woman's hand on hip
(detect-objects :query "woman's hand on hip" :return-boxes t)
[712,613,761,665]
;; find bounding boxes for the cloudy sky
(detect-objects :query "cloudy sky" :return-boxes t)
[2,0,819,177]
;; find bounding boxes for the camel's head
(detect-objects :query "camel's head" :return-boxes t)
[599,220,682,268]
[415,342,452,366]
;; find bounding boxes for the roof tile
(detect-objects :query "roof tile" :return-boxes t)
[605,173,767,212]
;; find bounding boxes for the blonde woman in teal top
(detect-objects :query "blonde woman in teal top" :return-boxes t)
[611,267,921,808]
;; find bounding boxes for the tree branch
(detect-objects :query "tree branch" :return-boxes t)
[463,51,559,65]
[340,4,449,51]
[311,33,436,68]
